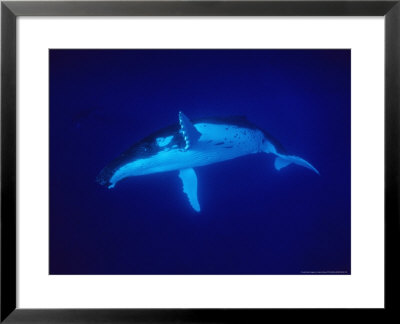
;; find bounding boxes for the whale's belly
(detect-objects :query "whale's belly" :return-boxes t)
[108,123,264,186]
[131,124,263,173]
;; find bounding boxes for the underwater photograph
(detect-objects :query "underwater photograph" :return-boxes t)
[50,49,350,275]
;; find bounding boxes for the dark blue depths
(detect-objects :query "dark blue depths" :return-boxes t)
[50,49,350,274]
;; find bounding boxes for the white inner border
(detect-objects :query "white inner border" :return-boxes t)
[17,17,384,308]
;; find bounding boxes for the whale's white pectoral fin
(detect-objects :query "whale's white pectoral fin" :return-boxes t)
[179,111,201,150]
[179,168,201,212]
[275,155,320,175]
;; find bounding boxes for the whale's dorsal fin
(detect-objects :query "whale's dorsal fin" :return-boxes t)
[179,168,201,212]
[179,111,201,150]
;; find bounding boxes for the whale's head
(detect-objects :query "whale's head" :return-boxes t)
[96,125,185,188]
[96,140,155,188]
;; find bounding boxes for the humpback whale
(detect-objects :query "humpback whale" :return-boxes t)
[97,112,319,212]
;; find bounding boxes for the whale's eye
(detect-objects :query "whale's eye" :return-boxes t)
[142,143,152,152]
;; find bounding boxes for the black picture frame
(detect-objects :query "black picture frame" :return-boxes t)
[1,0,399,322]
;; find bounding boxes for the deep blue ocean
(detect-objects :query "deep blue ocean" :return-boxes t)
[50,49,350,275]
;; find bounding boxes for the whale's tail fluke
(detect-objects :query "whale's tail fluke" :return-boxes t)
[274,154,320,175]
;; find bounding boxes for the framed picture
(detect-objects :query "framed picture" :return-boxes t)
[1,0,399,322]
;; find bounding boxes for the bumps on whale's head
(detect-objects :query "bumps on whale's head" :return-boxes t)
[96,165,114,187]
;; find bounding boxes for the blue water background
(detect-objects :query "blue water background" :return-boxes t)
[50,49,350,274]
